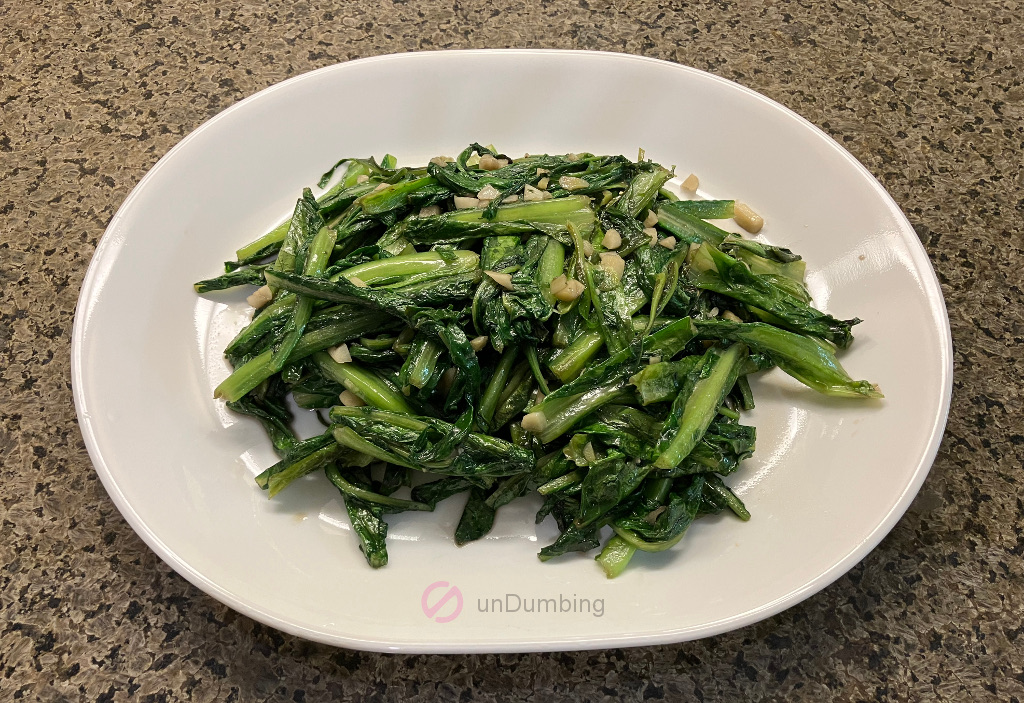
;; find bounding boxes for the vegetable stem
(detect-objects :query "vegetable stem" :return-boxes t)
[314,352,414,414]
[596,535,638,578]
[326,465,432,512]
[654,343,747,470]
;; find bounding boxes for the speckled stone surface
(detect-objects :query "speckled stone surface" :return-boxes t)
[1,0,1022,700]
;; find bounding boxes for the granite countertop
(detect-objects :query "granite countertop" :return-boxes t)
[2,0,1022,700]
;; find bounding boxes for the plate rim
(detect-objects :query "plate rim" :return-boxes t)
[71,48,954,653]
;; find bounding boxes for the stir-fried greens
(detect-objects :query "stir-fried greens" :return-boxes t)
[195,144,881,576]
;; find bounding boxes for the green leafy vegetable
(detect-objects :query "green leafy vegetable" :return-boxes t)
[195,146,880,575]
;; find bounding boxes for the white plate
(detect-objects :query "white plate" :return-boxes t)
[72,50,952,653]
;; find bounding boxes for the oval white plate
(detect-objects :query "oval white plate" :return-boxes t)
[72,50,952,653]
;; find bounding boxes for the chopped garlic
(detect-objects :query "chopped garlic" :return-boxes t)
[521,411,547,434]
[599,252,625,281]
[523,184,547,201]
[644,227,658,246]
[355,174,370,183]
[734,202,764,234]
[246,285,273,309]
[470,335,489,351]
[485,270,515,290]
[559,175,589,191]
[537,177,549,190]
[601,228,622,250]
[327,343,352,364]
[554,278,585,302]
[549,274,568,295]
[659,236,677,249]
[338,390,365,407]
[477,184,500,201]
[681,173,700,192]
[722,310,743,322]
[643,210,659,228]
[418,205,442,217]
[479,154,504,171]
[348,276,368,288]
[454,196,480,209]
[582,241,594,257]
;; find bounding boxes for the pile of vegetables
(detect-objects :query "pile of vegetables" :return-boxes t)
[194,144,881,577]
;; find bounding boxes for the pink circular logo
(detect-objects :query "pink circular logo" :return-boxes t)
[421,581,463,623]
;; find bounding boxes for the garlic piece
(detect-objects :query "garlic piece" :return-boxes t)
[554,279,585,302]
[479,154,505,171]
[327,343,352,364]
[338,390,365,407]
[601,228,622,250]
[599,252,625,281]
[558,175,589,191]
[485,270,515,291]
[523,184,548,201]
[246,285,273,309]
[734,202,764,234]
[477,184,501,201]
[521,411,547,434]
